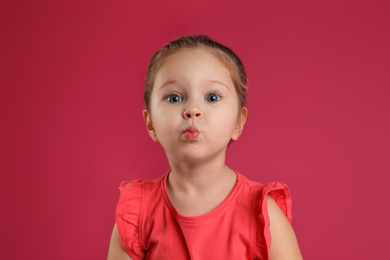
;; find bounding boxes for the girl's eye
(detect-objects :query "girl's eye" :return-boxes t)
[166,94,183,103]
[205,93,221,102]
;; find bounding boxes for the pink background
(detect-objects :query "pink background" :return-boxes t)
[1,0,389,259]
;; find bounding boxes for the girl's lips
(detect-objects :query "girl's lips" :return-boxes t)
[183,126,199,140]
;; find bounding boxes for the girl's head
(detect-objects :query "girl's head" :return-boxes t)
[143,35,248,161]
[144,35,248,113]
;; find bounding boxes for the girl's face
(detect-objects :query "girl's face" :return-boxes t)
[144,48,247,164]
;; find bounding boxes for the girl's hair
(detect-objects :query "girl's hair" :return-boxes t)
[144,35,248,111]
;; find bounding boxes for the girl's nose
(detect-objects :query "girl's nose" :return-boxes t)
[183,107,203,119]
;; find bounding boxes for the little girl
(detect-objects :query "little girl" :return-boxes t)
[108,35,303,260]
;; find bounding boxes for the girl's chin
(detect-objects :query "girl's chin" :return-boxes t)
[166,148,227,164]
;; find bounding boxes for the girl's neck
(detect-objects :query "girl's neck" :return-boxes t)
[165,156,238,217]
[167,157,236,195]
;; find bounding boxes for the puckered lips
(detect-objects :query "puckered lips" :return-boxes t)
[183,126,199,140]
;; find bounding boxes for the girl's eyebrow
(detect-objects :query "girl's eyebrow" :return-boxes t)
[157,79,231,92]
[157,80,179,91]
[207,80,231,92]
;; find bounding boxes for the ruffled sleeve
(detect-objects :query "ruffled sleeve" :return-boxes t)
[116,180,145,260]
[255,182,292,260]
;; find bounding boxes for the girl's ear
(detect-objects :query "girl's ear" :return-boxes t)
[231,107,248,141]
[143,110,159,142]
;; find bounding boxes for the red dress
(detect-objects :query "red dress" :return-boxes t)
[116,171,292,260]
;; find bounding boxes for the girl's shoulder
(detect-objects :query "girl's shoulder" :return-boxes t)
[237,172,295,259]
[119,173,166,192]
[115,174,167,259]
[239,171,291,194]
[237,171,292,223]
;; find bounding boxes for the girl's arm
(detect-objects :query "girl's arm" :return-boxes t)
[267,195,303,260]
[107,223,134,260]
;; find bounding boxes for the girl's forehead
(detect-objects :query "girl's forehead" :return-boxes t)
[154,59,233,95]
[155,48,232,80]
[160,48,217,65]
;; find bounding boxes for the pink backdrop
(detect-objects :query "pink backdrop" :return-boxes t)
[2,0,389,259]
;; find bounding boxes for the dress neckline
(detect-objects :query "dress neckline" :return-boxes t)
[161,169,242,223]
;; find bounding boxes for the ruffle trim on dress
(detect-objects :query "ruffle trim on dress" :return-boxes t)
[116,180,145,260]
[255,182,292,260]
